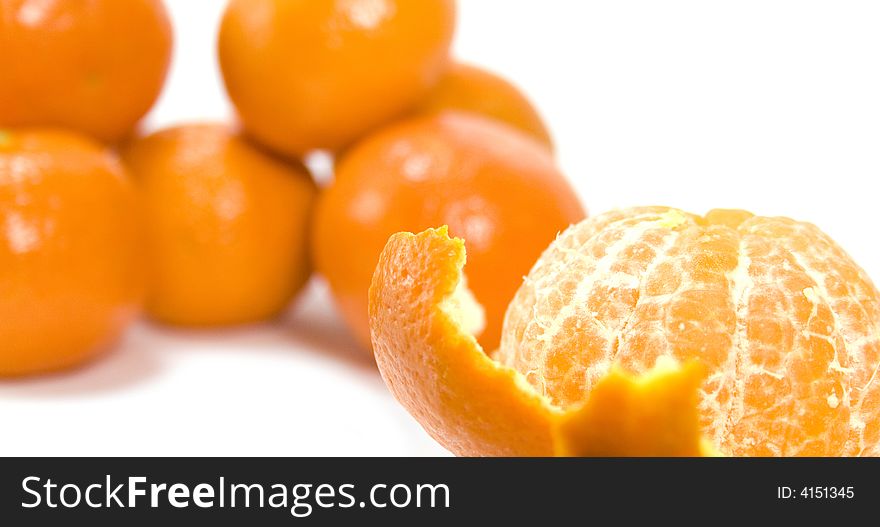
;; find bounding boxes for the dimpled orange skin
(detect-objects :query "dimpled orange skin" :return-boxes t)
[0,129,144,376]
[313,112,585,350]
[498,207,880,456]
[121,124,316,327]
[369,227,713,456]
[218,0,456,158]
[0,0,172,143]
[414,63,554,150]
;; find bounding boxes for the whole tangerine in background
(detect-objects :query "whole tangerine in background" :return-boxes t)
[0,129,144,376]
[218,0,457,158]
[414,63,554,150]
[0,0,172,143]
[122,124,316,327]
[497,207,880,456]
[313,112,586,351]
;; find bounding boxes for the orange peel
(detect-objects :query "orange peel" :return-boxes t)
[369,226,715,456]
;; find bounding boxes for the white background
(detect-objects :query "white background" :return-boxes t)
[2,0,879,456]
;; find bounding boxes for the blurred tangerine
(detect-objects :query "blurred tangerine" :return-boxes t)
[0,0,172,143]
[122,124,316,327]
[414,63,554,150]
[313,112,585,350]
[0,128,144,375]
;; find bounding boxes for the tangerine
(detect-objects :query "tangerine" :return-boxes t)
[313,112,585,350]
[498,207,880,456]
[414,63,553,149]
[218,0,457,157]
[0,128,144,375]
[0,0,172,143]
[121,124,316,327]
[369,213,880,456]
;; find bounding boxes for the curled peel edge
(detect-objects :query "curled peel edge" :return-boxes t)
[369,226,719,457]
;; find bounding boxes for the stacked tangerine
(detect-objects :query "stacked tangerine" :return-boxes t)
[0,0,877,457]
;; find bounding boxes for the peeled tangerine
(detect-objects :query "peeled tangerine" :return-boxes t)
[369,207,880,456]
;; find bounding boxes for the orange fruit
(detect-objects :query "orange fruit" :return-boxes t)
[369,227,715,456]
[370,207,880,456]
[414,63,554,150]
[498,207,880,456]
[0,128,144,376]
[313,112,585,350]
[369,209,880,456]
[121,124,316,327]
[0,0,172,143]
[218,0,456,157]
